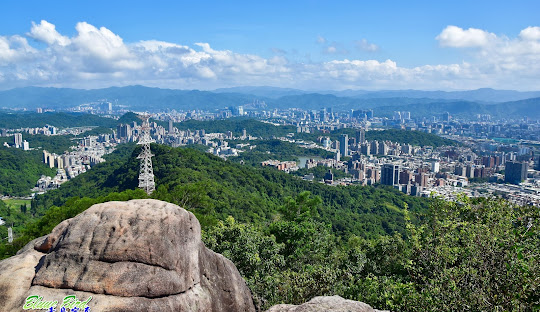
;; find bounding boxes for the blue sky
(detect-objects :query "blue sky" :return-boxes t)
[0,0,539,90]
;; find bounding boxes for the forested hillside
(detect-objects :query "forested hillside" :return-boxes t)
[32,144,429,237]
[366,129,456,147]
[228,139,335,165]
[0,144,537,311]
[0,133,78,196]
[296,128,456,148]
[175,118,296,137]
[0,148,56,196]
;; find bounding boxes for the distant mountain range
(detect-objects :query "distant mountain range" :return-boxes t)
[373,98,540,119]
[214,86,540,103]
[1,85,539,119]
[0,86,255,111]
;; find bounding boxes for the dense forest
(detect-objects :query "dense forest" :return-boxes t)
[0,148,56,196]
[0,133,80,196]
[29,144,429,238]
[227,139,335,166]
[175,117,296,138]
[1,143,428,257]
[205,195,539,311]
[365,129,456,147]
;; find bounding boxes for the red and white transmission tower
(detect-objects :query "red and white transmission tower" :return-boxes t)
[137,114,155,195]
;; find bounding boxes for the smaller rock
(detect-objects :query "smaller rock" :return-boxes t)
[266,295,387,312]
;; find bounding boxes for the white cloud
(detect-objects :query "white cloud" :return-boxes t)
[435,25,540,84]
[0,21,539,90]
[0,35,36,65]
[71,22,142,72]
[436,25,496,48]
[355,39,379,52]
[519,26,540,41]
[135,40,189,53]
[28,20,70,46]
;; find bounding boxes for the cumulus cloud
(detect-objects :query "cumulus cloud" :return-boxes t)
[28,20,70,46]
[519,26,540,41]
[0,21,539,90]
[72,22,130,60]
[436,25,496,48]
[70,22,142,72]
[435,25,540,82]
[355,39,379,52]
[0,35,36,64]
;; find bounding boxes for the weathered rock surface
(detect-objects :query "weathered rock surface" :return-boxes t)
[0,199,255,312]
[266,295,387,312]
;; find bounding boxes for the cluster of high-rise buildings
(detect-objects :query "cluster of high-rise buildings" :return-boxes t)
[0,125,57,136]
[3,103,537,205]
[116,109,538,205]
[252,123,537,204]
[1,132,30,150]
[35,135,115,193]
[116,119,254,158]
[1,125,62,150]
[69,101,114,115]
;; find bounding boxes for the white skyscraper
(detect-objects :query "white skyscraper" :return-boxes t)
[14,133,22,148]
[431,161,440,173]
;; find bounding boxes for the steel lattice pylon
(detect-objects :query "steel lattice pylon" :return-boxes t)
[137,114,155,195]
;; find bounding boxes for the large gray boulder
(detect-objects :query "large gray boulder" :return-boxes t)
[0,199,255,312]
[266,295,387,312]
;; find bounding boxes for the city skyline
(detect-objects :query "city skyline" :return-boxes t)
[0,1,539,91]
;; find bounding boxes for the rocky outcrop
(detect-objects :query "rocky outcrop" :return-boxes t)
[0,199,255,312]
[266,296,387,312]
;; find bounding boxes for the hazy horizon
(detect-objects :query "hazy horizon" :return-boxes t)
[2,85,540,94]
